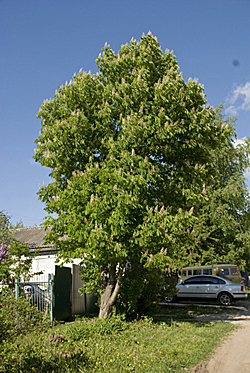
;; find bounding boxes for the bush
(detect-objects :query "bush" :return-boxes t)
[115,265,178,320]
[115,266,161,319]
[0,293,45,343]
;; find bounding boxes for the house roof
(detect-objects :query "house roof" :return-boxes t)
[14,227,57,255]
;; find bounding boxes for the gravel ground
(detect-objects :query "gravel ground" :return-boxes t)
[191,298,250,373]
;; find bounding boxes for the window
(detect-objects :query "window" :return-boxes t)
[181,270,187,277]
[220,268,230,276]
[193,269,202,276]
[230,268,238,275]
[200,276,225,284]
[184,277,202,285]
[217,278,225,284]
[203,269,212,275]
[188,270,192,276]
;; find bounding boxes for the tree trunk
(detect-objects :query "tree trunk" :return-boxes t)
[98,264,124,319]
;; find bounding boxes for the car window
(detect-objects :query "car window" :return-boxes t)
[200,276,225,284]
[217,278,226,284]
[230,268,238,275]
[183,277,202,285]
[203,269,212,275]
[193,269,202,276]
[181,270,186,277]
[188,270,192,276]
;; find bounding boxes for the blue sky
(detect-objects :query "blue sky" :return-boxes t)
[1,0,250,227]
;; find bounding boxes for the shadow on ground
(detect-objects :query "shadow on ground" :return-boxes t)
[154,298,250,323]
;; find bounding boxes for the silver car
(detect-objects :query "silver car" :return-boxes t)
[166,275,247,306]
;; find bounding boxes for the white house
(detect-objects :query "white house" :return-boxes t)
[14,226,82,277]
[14,227,98,318]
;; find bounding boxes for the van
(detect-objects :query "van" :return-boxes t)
[180,264,243,284]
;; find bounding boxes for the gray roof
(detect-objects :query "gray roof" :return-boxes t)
[14,227,57,254]
[15,226,53,248]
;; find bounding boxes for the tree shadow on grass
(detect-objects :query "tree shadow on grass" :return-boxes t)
[1,351,90,373]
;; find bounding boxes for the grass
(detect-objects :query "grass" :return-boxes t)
[0,308,236,373]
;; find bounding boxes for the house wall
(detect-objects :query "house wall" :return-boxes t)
[30,253,82,277]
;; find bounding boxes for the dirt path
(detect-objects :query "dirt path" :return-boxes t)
[191,300,250,373]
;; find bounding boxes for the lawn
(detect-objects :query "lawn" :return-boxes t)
[0,305,235,373]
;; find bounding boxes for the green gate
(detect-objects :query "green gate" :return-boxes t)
[54,265,72,321]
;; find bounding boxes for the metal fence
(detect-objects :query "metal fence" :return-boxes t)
[20,274,54,324]
[1,266,99,323]
[0,274,54,325]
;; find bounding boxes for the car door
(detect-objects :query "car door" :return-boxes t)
[177,276,203,299]
[199,276,224,299]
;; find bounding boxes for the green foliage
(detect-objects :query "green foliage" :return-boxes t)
[34,33,235,317]
[191,110,250,270]
[0,211,33,279]
[0,293,45,343]
[115,265,177,319]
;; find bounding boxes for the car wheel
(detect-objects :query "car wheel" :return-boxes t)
[218,292,233,306]
[164,295,175,303]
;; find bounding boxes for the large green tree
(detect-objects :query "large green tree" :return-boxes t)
[193,111,250,269]
[34,33,231,318]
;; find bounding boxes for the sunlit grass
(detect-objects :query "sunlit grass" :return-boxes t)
[0,312,235,373]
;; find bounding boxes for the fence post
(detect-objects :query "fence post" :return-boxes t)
[15,277,19,300]
[48,273,54,326]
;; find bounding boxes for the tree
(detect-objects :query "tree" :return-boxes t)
[0,211,32,280]
[34,33,231,318]
[192,110,250,269]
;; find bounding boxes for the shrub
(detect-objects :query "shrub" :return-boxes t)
[0,293,45,343]
[116,265,178,319]
[115,265,161,319]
